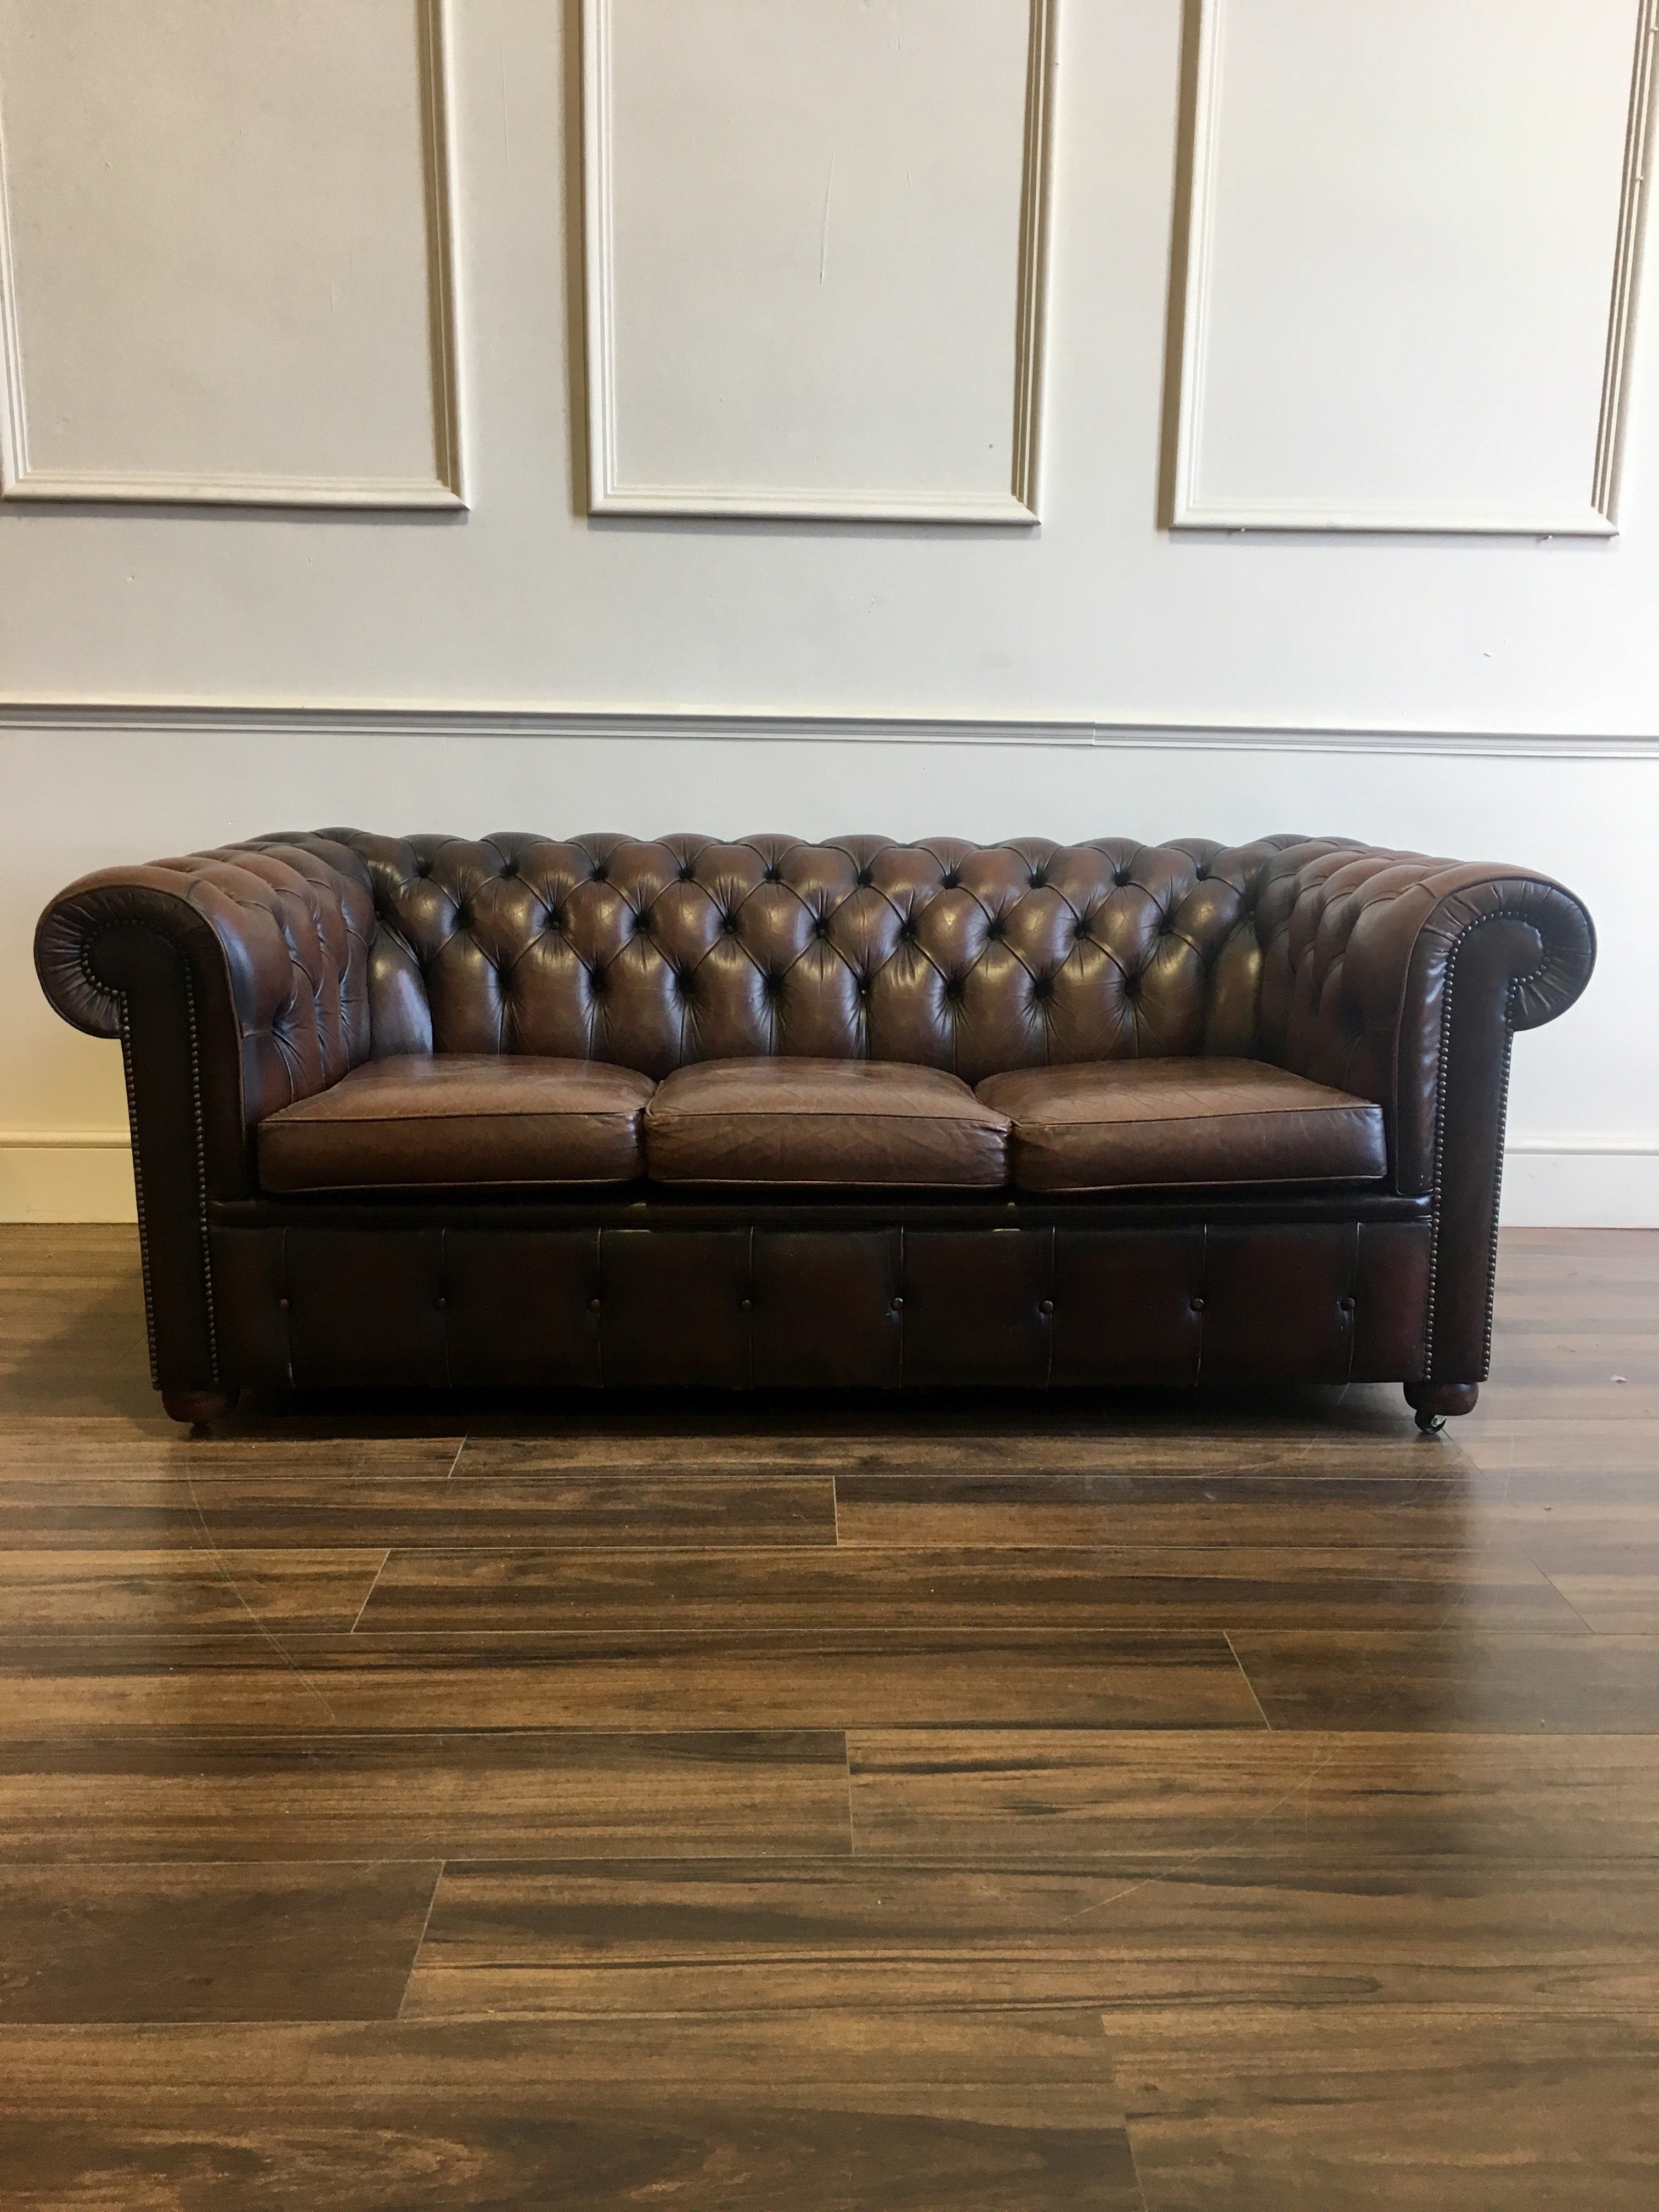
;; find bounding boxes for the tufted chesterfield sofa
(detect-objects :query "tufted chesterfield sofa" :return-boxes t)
[36,830,1594,1430]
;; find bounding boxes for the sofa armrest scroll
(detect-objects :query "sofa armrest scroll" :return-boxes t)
[1258,844,1595,1382]
[35,847,373,1393]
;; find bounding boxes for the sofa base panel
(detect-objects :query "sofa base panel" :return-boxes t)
[206,1215,1433,1397]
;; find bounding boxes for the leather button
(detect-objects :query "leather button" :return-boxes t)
[588,1297,602,1313]
[277,1296,290,1312]
[740,1297,752,1312]
[1190,1296,1205,1312]
[1040,1299,1055,1316]
[1340,1295,1356,1313]
[435,1296,447,1312]
[890,1295,905,1311]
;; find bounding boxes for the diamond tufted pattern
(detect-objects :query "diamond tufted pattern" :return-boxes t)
[244,830,1326,1088]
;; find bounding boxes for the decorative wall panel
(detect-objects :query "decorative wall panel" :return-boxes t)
[1169,0,1656,534]
[582,0,1055,523]
[0,0,462,506]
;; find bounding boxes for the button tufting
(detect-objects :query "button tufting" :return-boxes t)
[890,1295,905,1311]
[1040,1298,1055,1316]
[1190,1296,1205,1312]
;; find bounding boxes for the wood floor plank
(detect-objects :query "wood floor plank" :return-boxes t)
[1537,1572,1659,1635]
[355,1541,1588,1634]
[0,2011,1138,2211]
[400,1853,1659,2020]
[442,1407,1458,1480]
[833,1470,1490,1550]
[845,1729,1659,1862]
[1456,1416,1659,1475]
[0,1730,854,1861]
[1228,1629,1659,1731]
[1107,2006,1659,2212]
[1520,1538,1659,1633]
[0,1474,837,1551]
[0,1627,1266,1735]
[0,1435,467,1480]
[0,1860,439,2023]
[0,1550,386,1634]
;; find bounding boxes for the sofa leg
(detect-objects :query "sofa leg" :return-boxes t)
[1405,1380,1479,1434]
[161,1387,240,1431]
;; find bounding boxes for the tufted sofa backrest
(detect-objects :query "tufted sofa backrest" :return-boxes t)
[248,830,1348,1086]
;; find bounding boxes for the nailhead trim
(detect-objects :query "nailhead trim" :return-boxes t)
[1423,911,1548,1382]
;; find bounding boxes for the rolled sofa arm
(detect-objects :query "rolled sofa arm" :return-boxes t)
[1254,843,1596,1385]
[35,844,373,1392]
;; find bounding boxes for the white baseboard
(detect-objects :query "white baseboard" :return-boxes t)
[1499,1140,1659,1229]
[2,1130,1654,1228]
[0,1134,136,1223]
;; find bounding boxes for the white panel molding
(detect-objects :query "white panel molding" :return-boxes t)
[580,0,1057,525]
[1,698,1656,759]
[1594,0,1659,521]
[1170,0,1657,537]
[0,0,465,511]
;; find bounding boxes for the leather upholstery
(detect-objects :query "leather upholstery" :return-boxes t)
[35,830,1595,1408]
[645,1057,1009,1188]
[206,1217,1430,1395]
[978,1059,1385,1193]
[258,1055,654,1194]
[238,830,1317,1079]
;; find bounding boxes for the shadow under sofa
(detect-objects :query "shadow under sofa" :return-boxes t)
[34,830,1595,1431]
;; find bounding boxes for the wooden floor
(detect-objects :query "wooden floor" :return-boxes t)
[0,1226,1654,2209]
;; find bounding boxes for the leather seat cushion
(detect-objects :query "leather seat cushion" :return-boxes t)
[977,1058,1387,1193]
[258,1055,656,1193]
[644,1057,1011,1188]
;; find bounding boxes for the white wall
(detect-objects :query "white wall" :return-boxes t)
[1,0,1655,1223]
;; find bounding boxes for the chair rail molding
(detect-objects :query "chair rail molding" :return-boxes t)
[1168,0,1658,537]
[0,0,465,510]
[580,0,1057,524]
[1,698,1656,759]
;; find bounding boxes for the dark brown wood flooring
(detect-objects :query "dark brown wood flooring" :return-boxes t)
[0,1224,1654,2209]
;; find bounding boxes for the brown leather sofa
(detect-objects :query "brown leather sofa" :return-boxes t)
[35,831,1595,1431]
